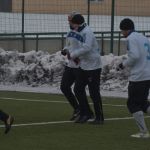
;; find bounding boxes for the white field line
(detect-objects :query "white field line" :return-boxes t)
[0,97,126,107]
[0,116,150,128]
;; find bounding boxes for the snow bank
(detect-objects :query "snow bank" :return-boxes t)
[0,48,129,93]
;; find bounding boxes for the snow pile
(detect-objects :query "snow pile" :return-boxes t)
[101,54,129,91]
[0,49,66,87]
[0,48,129,92]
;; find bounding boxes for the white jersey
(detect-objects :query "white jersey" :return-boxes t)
[123,32,150,81]
[63,30,81,68]
[68,25,102,70]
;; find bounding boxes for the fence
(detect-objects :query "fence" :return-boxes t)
[0,0,150,54]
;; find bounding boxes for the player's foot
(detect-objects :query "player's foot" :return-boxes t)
[75,115,94,123]
[70,109,80,121]
[4,115,14,134]
[131,132,150,138]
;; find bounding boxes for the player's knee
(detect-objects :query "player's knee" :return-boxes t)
[127,100,141,114]
[74,85,84,97]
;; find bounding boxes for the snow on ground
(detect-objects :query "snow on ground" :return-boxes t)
[0,84,128,98]
[0,48,149,99]
[0,48,131,98]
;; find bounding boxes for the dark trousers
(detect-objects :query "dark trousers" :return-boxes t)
[74,68,104,120]
[60,66,79,111]
[0,110,9,122]
[127,80,150,113]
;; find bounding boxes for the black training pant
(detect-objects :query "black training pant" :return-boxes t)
[74,68,104,120]
[0,110,9,122]
[60,66,79,110]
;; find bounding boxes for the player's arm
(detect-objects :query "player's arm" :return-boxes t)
[123,39,140,67]
[70,31,92,59]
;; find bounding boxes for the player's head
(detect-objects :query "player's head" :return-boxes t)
[68,11,81,30]
[120,18,134,30]
[69,14,85,31]
[120,18,135,37]
[71,14,85,25]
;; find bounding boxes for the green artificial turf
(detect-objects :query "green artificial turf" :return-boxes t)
[0,91,149,150]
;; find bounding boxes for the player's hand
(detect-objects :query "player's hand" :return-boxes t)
[61,50,67,56]
[73,58,80,65]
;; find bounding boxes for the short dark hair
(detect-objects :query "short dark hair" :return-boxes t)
[120,18,135,30]
[71,14,85,25]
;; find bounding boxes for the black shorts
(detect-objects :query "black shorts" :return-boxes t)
[127,80,150,113]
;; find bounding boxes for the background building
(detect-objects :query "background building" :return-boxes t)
[0,0,150,16]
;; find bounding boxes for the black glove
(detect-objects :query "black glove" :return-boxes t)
[117,63,124,71]
[61,49,67,56]
[73,58,80,65]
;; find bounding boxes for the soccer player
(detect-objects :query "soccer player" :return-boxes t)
[119,18,150,138]
[68,14,104,124]
[0,110,14,134]
[60,11,83,120]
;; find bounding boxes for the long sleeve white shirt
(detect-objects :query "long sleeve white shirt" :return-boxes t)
[63,30,81,68]
[70,25,102,70]
[123,32,150,81]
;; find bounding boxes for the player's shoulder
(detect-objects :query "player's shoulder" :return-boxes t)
[128,32,149,45]
[82,25,95,38]
[67,30,80,37]
[84,25,93,33]
[128,32,142,40]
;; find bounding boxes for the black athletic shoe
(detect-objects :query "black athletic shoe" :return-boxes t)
[75,115,93,123]
[70,109,80,121]
[4,116,14,134]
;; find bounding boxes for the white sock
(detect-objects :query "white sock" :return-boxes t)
[132,111,148,133]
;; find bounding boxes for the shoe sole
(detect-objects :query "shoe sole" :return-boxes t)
[131,133,150,138]
[131,135,150,138]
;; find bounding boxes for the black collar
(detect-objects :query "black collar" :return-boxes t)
[127,30,135,37]
[77,23,87,32]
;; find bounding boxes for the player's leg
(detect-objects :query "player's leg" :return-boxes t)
[87,68,104,124]
[60,66,80,120]
[0,110,14,134]
[74,68,93,123]
[127,81,149,138]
